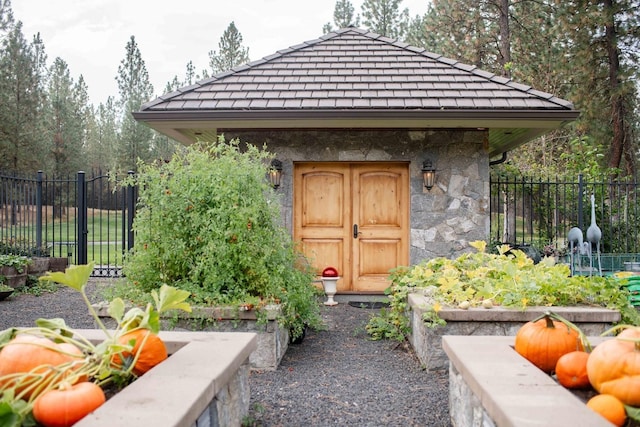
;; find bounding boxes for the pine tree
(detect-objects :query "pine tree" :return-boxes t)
[323,0,360,33]
[115,35,155,172]
[360,0,410,39]
[0,0,14,37]
[87,97,120,171]
[0,22,45,172]
[208,22,250,75]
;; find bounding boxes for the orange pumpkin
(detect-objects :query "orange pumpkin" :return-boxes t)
[555,350,591,389]
[0,334,84,398]
[586,394,627,427]
[57,342,87,383]
[33,381,105,427]
[112,329,167,375]
[514,313,584,374]
[587,327,640,405]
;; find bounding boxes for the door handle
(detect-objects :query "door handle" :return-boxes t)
[353,224,359,238]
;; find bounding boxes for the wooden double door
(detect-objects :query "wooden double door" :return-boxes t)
[294,162,409,293]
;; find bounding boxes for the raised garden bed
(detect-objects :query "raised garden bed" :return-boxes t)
[0,266,27,289]
[442,335,613,427]
[408,293,620,370]
[94,303,287,371]
[74,329,257,427]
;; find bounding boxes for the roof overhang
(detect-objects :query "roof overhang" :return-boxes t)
[133,108,580,157]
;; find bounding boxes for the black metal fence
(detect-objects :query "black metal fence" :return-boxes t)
[2,170,639,277]
[490,173,640,256]
[0,170,135,277]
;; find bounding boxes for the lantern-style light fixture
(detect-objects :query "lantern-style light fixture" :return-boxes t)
[422,159,436,191]
[269,159,283,189]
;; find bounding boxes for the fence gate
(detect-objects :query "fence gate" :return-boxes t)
[0,170,135,277]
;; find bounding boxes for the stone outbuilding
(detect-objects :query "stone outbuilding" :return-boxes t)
[133,28,578,294]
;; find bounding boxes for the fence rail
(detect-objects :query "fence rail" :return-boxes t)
[0,170,135,277]
[490,173,640,255]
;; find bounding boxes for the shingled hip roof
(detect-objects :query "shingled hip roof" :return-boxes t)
[134,27,579,156]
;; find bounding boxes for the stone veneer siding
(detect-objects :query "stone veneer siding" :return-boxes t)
[222,129,490,262]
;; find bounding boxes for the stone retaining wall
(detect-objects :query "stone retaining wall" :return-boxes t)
[408,293,620,370]
[75,330,257,427]
[95,303,287,370]
[443,335,611,427]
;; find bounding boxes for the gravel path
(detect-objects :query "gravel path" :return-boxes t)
[247,302,451,426]
[0,283,452,426]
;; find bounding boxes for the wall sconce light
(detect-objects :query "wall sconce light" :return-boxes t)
[422,159,436,191]
[269,159,283,189]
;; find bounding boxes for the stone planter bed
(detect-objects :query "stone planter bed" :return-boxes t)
[0,266,27,289]
[95,303,287,371]
[74,329,257,427]
[443,335,613,427]
[408,293,620,370]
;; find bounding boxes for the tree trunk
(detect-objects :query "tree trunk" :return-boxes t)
[603,0,628,174]
[498,0,511,77]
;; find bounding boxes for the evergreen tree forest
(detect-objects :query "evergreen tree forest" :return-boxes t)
[1,0,638,178]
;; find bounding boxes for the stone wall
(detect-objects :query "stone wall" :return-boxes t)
[193,363,251,427]
[75,330,257,427]
[95,303,288,371]
[408,293,621,370]
[222,128,490,261]
[444,335,613,426]
[448,363,497,427]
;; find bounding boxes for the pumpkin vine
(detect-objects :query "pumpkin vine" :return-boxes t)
[0,262,191,426]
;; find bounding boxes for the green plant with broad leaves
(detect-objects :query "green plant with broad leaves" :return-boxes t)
[117,137,322,341]
[366,240,640,341]
[0,263,191,426]
[0,255,30,274]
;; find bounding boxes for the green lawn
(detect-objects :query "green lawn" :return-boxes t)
[2,209,126,266]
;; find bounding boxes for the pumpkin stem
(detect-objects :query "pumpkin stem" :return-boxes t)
[542,311,593,352]
[543,314,555,329]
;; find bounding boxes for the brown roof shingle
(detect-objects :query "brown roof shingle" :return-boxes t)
[134,28,579,156]
[140,28,574,113]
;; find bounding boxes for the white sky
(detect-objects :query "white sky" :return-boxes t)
[12,0,431,106]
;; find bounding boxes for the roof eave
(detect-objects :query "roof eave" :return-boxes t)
[133,108,579,123]
[133,108,579,155]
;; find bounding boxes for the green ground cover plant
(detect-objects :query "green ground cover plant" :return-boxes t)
[113,137,322,340]
[366,241,640,341]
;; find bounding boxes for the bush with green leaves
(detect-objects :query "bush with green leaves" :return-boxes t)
[118,137,322,339]
[366,240,640,341]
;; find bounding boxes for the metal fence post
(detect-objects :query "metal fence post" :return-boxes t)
[577,174,584,231]
[77,171,88,265]
[126,170,136,252]
[36,171,43,255]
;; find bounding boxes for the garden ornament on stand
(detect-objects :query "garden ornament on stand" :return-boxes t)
[567,227,586,276]
[586,194,602,276]
[321,267,340,306]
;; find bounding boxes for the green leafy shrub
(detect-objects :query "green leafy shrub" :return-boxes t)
[367,240,640,341]
[118,137,322,339]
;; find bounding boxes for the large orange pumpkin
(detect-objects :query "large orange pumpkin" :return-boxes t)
[33,381,105,427]
[0,334,84,398]
[112,329,167,375]
[587,326,640,406]
[555,350,591,389]
[514,313,584,374]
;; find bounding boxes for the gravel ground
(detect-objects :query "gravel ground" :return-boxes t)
[0,283,452,426]
[247,302,451,427]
